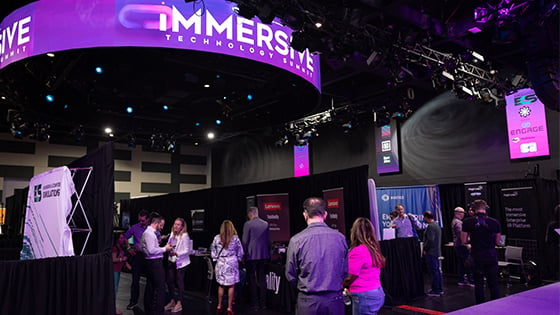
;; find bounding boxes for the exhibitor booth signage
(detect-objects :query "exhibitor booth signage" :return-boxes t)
[257,193,290,242]
[500,186,537,239]
[0,0,321,91]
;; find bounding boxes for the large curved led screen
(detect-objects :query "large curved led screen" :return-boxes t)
[0,0,321,91]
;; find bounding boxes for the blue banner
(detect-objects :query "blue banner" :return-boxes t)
[376,185,442,238]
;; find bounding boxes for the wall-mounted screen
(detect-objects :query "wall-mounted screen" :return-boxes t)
[375,119,401,174]
[505,88,550,160]
[294,145,310,177]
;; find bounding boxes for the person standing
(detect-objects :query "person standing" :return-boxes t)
[392,204,422,238]
[112,232,131,315]
[242,206,270,311]
[462,199,501,304]
[286,197,348,315]
[343,217,386,315]
[211,220,244,315]
[141,213,173,315]
[123,209,149,310]
[451,207,474,286]
[164,218,191,313]
[423,211,443,296]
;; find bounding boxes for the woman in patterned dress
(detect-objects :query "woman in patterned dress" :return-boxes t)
[211,220,244,315]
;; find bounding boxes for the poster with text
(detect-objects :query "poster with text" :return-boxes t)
[322,187,346,235]
[464,182,487,208]
[257,193,290,242]
[190,209,205,232]
[500,186,537,239]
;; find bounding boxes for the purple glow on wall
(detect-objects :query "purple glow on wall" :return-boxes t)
[0,0,321,91]
[505,88,550,160]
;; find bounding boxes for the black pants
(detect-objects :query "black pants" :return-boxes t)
[129,253,145,304]
[247,259,268,307]
[144,258,166,315]
[166,261,187,302]
[473,260,500,304]
[296,291,344,315]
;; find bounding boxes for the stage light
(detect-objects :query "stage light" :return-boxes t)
[72,125,85,143]
[30,122,50,142]
[195,122,200,126]
[127,134,136,148]
[246,94,253,101]
[203,84,210,88]
[46,53,55,58]
[95,67,103,74]
[215,119,222,125]
[474,6,492,23]
[104,127,113,134]
[46,94,54,102]
[163,105,169,111]
[207,132,215,139]
[126,106,133,114]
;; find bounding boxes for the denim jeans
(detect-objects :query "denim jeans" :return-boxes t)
[425,254,443,293]
[350,286,385,315]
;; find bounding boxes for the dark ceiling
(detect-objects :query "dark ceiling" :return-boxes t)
[0,0,558,149]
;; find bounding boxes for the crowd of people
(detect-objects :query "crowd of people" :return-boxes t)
[113,197,513,315]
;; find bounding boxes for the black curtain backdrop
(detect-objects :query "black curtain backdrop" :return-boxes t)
[0,143,115,315]
[438,179,559,277]
[380,237,425,305]
[121,165,370,250]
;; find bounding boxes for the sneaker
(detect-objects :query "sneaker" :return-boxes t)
[171,302,182,313]
[126,302,138,310]
[467,282,475,287]
[457,282,467,286]
[426,290,444,297]
[164,300,176,311]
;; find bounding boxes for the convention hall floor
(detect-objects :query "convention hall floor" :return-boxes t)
[116,271,556,315]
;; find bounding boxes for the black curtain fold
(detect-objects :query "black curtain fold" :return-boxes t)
[380,237,425,305]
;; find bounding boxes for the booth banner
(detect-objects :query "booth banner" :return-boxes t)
[190,209,205,232]
[0,206,5,225]
[322,187,346,235]
[20,166,76,260]
[500,186,537,239]
[376,185,442,239]
[464,182,487,207]
[257,193,290,242]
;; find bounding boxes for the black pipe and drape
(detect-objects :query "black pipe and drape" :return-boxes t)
[0,143,115,315]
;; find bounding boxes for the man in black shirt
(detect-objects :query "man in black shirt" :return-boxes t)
[462,199,502,304]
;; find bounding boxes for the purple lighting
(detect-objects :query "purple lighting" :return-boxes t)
[0,0,321,91]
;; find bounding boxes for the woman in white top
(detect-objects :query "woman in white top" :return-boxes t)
[164,218,191,313]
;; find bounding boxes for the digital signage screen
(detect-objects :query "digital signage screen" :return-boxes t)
[294,145,310,177]
[375,119,401,174]
[505,88,550,160]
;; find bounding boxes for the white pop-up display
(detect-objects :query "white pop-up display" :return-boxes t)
[20,166,76,260]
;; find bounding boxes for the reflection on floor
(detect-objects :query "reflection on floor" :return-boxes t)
[115,271,556,315]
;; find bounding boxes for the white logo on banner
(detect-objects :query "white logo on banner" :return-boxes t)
[266,271,281,294]
[381,194,390,202]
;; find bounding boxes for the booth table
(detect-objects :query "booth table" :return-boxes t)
[380,237,425,305]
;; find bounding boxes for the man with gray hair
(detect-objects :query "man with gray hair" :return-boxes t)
[451,206,474,286]
[242,206,270,310]
[286,197,348,315]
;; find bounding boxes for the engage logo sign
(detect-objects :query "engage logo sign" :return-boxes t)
[505,88,550,159]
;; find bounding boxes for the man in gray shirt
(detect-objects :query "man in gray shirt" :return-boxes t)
[423,211,443,296]
[242,206,270,310]
[286,197,348,315]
